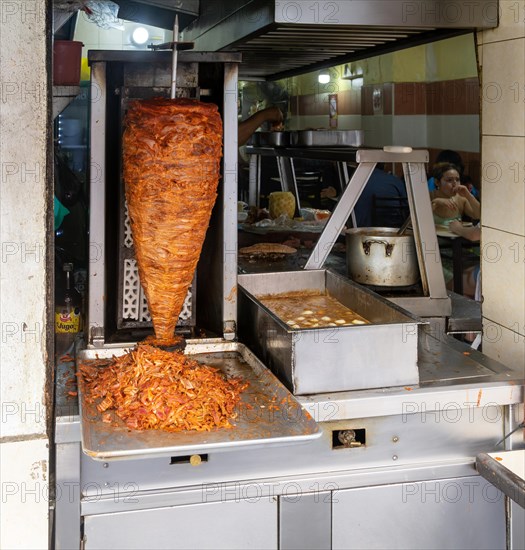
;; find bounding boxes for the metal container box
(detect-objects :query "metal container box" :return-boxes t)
[251,131,290,147]
[290,130,363,147]
[238,270,421,395]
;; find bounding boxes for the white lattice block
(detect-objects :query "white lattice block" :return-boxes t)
[179,287,193,321]
[122,259,140,319]
[122,258,193,323]
[123,201,133,248]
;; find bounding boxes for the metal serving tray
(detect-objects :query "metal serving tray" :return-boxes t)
[77,340,321,461]
[290,130,363,147]
[251,131,290,147]
[238,270,422,395]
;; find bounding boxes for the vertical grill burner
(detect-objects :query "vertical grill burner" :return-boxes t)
[87,50,241,345]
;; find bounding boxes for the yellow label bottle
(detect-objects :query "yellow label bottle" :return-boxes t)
[55,262,82,335]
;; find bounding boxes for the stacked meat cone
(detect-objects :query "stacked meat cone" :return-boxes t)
[123,98,223,342]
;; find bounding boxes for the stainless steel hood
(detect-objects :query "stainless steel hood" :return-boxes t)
[114,0,199,30]
[182,0,498,79]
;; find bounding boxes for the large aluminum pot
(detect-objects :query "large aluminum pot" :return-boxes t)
[345,228,419,287]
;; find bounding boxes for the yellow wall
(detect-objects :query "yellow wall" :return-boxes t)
[425,34,478,81]
[277,34,478,94]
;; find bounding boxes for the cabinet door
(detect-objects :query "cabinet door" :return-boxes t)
[333,476,505,550]
[84,498,277,549]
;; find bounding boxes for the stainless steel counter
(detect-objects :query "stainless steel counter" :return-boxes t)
[54,329,524,550]
[56,328,523,442]
[477,450,525,508]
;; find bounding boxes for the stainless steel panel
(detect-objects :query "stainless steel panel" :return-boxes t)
[80,463,479,517]
[332,476,505,550]
[280,492,331,550]
[87,51,242,64]
[183,0,498,79]
[511,501,525,550]
[54,442,81,550]
[79,406,507,512]
[238,270,421,394]
[84,498,278,550]
[77,341,321,461]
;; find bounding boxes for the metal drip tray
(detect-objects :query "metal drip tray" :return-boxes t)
[77,340,321,461]
[238,270,423,395]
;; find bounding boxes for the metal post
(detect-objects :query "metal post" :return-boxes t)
[304,162,375,270]
[276,157,301,214]
[88,62,107,346]
[222,62,239,339]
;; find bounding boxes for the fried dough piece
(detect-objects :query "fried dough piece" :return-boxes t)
[239,243,297,256]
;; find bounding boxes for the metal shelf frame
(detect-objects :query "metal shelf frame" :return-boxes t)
[246,146,451,317]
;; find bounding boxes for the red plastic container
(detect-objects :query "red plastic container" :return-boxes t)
[53,40,83,85]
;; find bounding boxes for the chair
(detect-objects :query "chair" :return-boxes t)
[371,195,409,227]
[295,170,323,209]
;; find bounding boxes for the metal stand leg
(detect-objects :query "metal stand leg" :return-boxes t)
[452,238,464,295]
[277,157,301,214]
[248,154,261,208]
[304,148,451,317]
[305,162,376,269]
[336,161,357,227]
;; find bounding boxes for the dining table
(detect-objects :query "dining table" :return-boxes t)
[435,223,480,296]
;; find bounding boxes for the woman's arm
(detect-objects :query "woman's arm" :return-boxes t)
[449,220,481,241]
[456,185,481,220]
[238,106,283,146]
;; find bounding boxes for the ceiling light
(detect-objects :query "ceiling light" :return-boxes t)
[318,72,330,84]
[132,27,149,46]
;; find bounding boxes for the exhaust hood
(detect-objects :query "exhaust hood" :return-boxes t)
[182,0,498,79]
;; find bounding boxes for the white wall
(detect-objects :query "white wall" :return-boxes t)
[0,1,50,548]
[478,1,525,372]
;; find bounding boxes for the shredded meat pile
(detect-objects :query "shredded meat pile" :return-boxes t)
[123,98,223,343]
[79,345,248,432]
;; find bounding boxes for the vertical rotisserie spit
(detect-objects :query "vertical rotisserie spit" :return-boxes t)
[123,98,223,342]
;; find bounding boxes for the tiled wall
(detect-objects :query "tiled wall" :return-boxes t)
[289,76,480,184]
[361,77,480,180]
[288,88,362,130]
[477,2,525,373]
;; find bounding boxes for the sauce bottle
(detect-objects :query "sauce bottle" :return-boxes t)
[55,262,82,341]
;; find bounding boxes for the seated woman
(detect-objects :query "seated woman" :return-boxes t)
[430,163,481,228]
[428,150,479,198]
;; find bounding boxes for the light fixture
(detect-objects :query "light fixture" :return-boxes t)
[318,71,330,84]
[132,27,149,46]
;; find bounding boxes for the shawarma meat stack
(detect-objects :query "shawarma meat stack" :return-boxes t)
[123,98,222,342]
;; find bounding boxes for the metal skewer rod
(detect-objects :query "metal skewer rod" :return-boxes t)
[170,14,179,99]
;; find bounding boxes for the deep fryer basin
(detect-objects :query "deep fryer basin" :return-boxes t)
[238,270,422,395]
